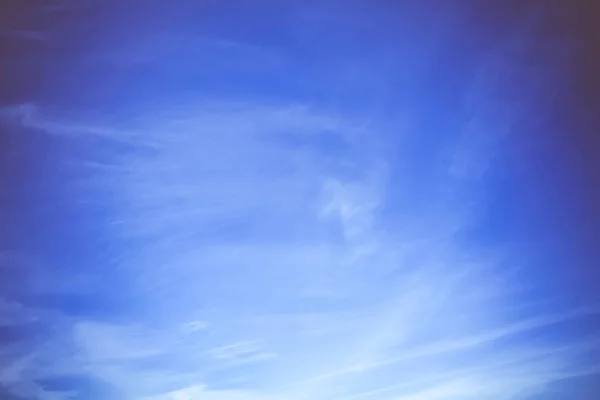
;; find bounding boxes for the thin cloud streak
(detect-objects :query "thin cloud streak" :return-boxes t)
[5,97,600,399]
[2,2,598,397]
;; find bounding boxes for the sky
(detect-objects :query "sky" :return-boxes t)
[1,0,600,399]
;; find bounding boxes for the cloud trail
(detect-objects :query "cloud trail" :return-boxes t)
[1,1,599,399]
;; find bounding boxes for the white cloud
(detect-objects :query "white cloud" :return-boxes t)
[143,384,285,400]
[3,1,599,399]
[6,89,599,400]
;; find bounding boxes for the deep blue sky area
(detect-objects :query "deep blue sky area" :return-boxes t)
[1,1,600,399]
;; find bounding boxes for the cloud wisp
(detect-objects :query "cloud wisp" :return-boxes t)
[2,2,598,398]
[2,94,597,400]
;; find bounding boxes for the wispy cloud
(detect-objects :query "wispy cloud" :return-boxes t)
[2,3,598,397]
[4,93,599,399]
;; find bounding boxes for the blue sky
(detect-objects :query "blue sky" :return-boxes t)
[1,1,600,399]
